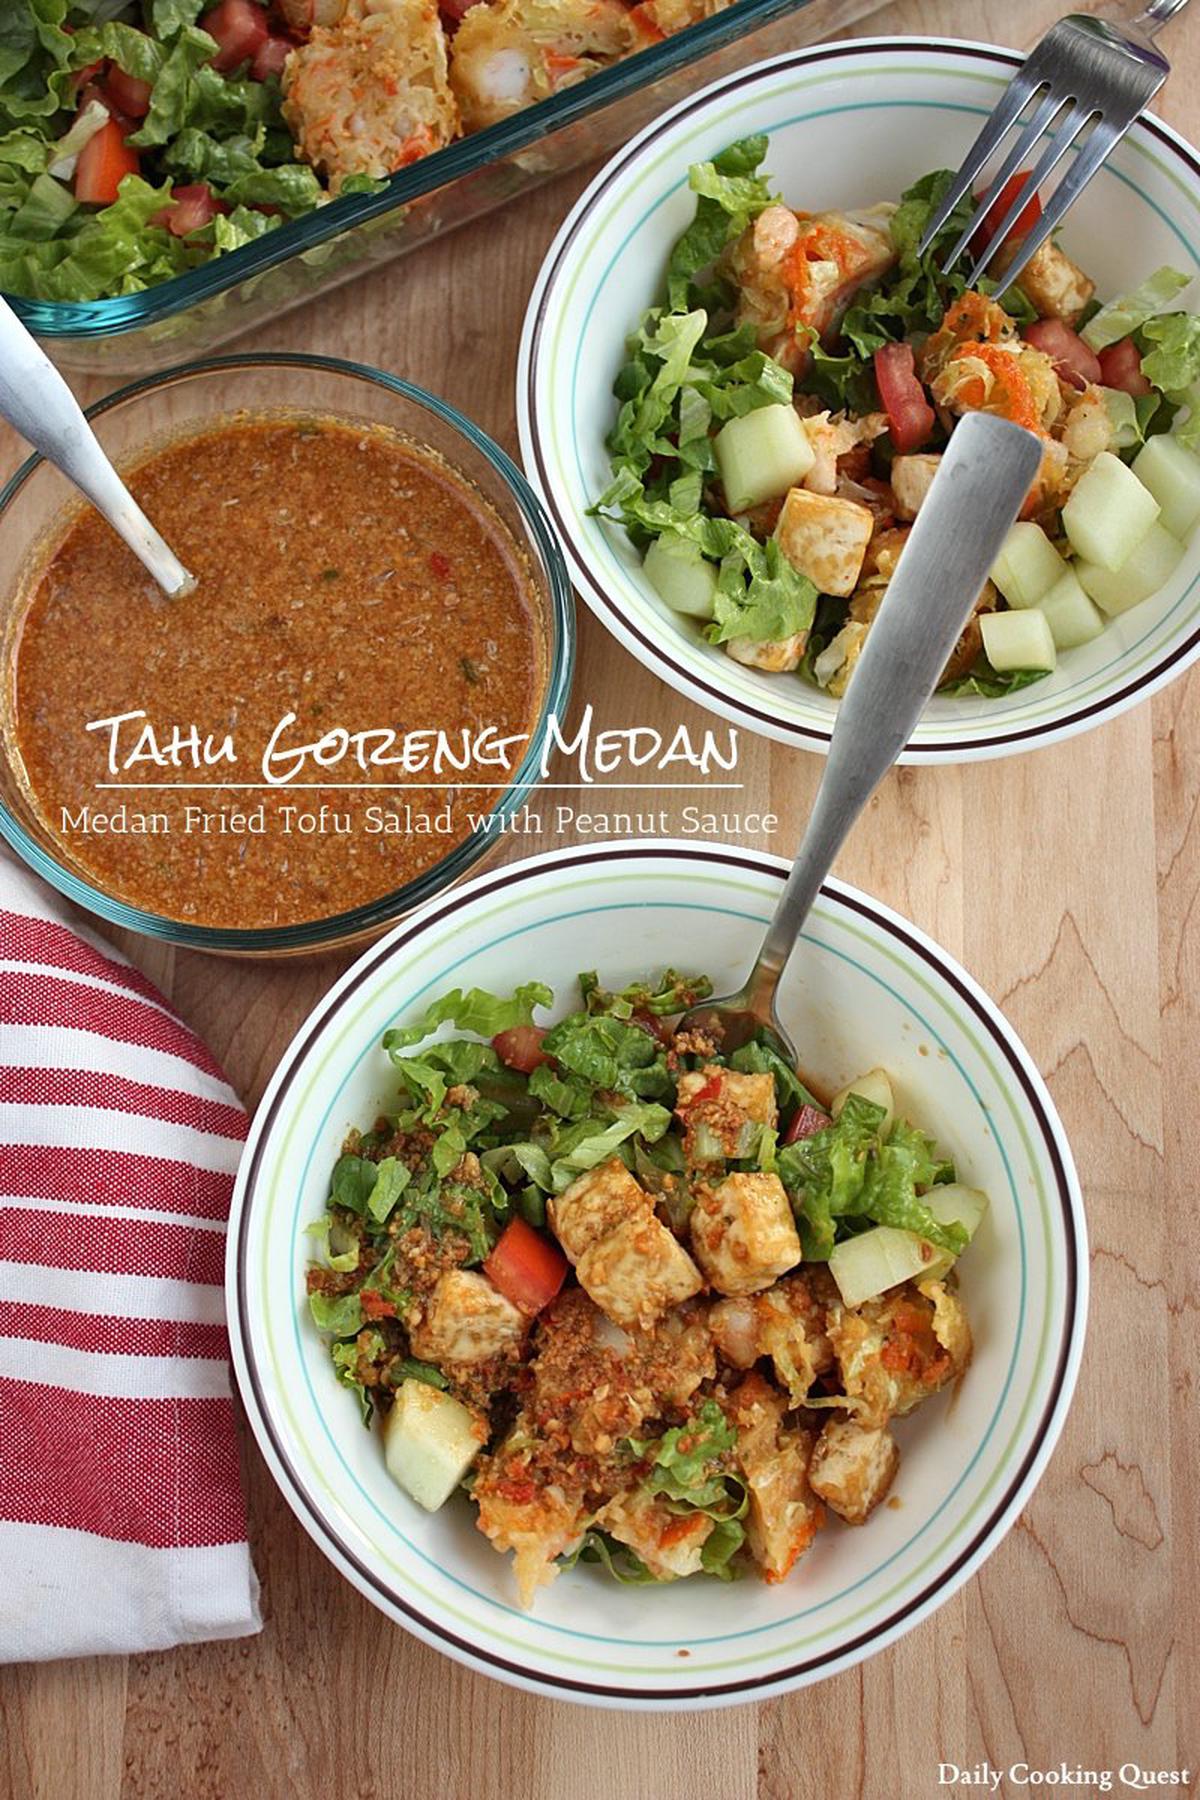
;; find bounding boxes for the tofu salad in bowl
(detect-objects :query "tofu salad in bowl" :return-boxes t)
[228,840,1086,1707]
[304,967,983,1608]
[519,38,1200,759]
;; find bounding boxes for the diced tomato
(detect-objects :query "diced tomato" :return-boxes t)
[359,1288,396,1320]
[439,0,485,20]
[484,1217,568,1315]
[68,58,106,97]
[105,62,153,118]
[200,0,269,73]
[873,341,935,453]
[429,551,453,580]
[1021,318,1102,389]
[76,81,132,133]
[1098,335,1152,398]
[251,33,293,80]
[687,1073,724,1106]
[492,1025,551,1074]
[783,1103,831,1143]
[631,1007,674,1047]
[971,170,1042,249]
[74,118,140,206]
[153,183,229,236]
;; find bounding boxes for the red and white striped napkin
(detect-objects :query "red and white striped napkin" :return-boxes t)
[0,854,261,1661]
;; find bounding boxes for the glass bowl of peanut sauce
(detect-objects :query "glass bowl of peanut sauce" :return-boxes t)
[0,354,574,956]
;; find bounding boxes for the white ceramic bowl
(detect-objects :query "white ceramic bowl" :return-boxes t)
[228,840,1087,1707]
[517,37,1200,761]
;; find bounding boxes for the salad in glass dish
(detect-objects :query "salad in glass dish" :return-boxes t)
[305,968,985,1608]
[594,135,1200,700]
[0,0,735,304]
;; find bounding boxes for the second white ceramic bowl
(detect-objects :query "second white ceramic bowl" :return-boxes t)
[518,37,1200,761]
[228,839,1087,1707]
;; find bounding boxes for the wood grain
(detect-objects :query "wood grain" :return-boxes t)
[1,1,1198,1794]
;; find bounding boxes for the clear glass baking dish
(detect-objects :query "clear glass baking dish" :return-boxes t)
[9,0,884,374]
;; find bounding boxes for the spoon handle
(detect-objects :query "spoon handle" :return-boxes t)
[745,411,1044,1012]
[0,299,194,597]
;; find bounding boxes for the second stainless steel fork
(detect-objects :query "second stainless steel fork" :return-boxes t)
[918,1,1190,296]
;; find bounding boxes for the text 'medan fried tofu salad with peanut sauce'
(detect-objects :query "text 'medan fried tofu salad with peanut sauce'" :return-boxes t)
[305,970,985,1607]
[593,137,1200,700]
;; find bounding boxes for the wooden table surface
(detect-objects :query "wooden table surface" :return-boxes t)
[2,0,1197,1793]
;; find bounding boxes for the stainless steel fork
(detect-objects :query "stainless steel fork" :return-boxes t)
[917,1,1190,296]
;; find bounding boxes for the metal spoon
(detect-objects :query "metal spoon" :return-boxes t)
[678,410,1044,1063]
[0,297,194,597]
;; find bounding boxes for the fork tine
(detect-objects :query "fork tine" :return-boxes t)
[974,112,1125,295]
[915,73,1047,258]
[967,100,1098,287]
[937,88,1065,276]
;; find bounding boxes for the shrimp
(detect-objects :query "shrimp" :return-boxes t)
[724,204,897,373]
[449,0,636,131]
[281,0,458,193]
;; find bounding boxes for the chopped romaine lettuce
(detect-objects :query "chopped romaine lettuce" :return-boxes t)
[1080,265,1193,350]
[383,982,552,1055]
[665,133,775,312]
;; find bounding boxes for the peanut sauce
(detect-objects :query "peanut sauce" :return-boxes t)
[6,415,545,931]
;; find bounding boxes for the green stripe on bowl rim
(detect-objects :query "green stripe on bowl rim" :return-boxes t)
[232,846,1082,1696]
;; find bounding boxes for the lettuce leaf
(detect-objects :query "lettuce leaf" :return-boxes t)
[578,967,712,1019]
[1080,265,1192,350]
[622,1400,748,1577]
[309,1291,363,1336]
[728,1037,823,1117]
[384,982,553,1054]
[938,662,1052,698]
[559,1531,660,1585]
[540,1008,671,1100]
[665,134,775,312]
[778,1095,962,1259]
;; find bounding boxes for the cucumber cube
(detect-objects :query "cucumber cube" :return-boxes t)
[714,404,815,514]
[829,1226,945,1308]
[990,522,1068,609]
[831,1067,894,1133]
[1062,451,1160,570]
[1133,433,1200,540]
[643,535,718,619]
[1039,570,1106,648]
[1075,521,1184,616]
[383,1379,483,1512]
[980,607,1057,673]
[922,1184,989,1243]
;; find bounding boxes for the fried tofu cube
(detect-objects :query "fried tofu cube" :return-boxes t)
[808,1418,900,1524]
[1004,237,1095,324]
[676,1066,777,1124]
[549,1157,647,1261]
[690,1171,801,1296]
[675,1066,778,1160]
[890,453,942,521]
[575,1212,703,1331]
[725,631,807,673]
[774,486,875,597]
[407,1269,527,1365]
[728,1373,824,1581]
